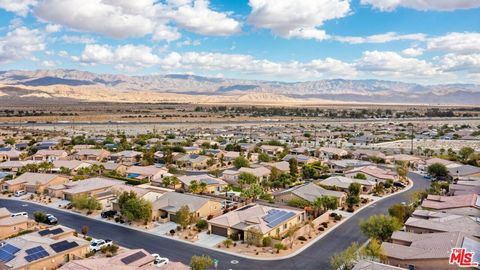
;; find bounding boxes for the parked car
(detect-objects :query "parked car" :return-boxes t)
[89,239,112,252]
[14,190,26,197]
[101,210,117,219]
[152,254,169,267]
[46,214,58,225]
[423,175,432,180]
[11,212,28,218]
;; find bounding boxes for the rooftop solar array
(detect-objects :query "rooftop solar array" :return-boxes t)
[0,244,20,263]
[24,246,49,262]
[120,251,147,264]
[38,228,64,236]
[263,209,296,228]
[50,240,79,253]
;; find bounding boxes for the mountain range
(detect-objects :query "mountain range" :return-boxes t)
[0,69,479,105]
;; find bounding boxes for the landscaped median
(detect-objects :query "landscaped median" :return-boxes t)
[0,177,414,261]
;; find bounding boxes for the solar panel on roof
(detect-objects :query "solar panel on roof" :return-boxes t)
[50,240,79,253]
[49,228,64,235]
[264,210,296,228]
[0,244,20,263]
[38,229,50,236]
[120,251,147,264]
[24,246,49,262]
[2,244,20,254]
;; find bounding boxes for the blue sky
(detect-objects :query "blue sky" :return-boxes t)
[0,0,479,84]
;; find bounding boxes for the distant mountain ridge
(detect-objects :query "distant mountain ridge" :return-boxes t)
[0,69,479,105]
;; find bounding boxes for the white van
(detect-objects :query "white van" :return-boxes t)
[14,190,26,197]
[11,212,28,218]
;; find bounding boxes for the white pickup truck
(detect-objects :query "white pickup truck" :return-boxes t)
[89,239,112,252]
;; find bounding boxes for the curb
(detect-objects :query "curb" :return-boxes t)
[1,177,414,261]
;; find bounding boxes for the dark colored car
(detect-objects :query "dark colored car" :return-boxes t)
[101,210,117,218]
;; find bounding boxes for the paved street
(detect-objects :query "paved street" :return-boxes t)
[0,172,429,270]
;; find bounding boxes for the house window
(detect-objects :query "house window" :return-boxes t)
[408,265,415,270]
[283,223,287,229]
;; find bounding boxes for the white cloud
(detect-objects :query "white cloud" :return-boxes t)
[361,0,480,11]
[335,32,425,44]
[402,47,424,56]
[77,44,160,70]
[439,53,480,73]
[0,26,45,64]
[152,24,181,42]
[45,24,61,33]
[0,0,36,16]
[41,60,56,67]
[169,0,241,36]
[355,50,440,79]
[61,35,96,44]
[176,39,201,47]
[247,0,350,40]
[58,50,69,57]
[427,32,480,54]
[35,0,156,39]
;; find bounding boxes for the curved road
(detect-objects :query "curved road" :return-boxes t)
[0,172,429,270]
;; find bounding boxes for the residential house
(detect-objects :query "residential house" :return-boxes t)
[261,161,290,173]
[260,145,284,156]
[0,207,29,240]
[405,214,480,238]
[281,154,317,165]
[223,166,271,184]
[449,180,480,196]
[351,149,386,161]
[110,150,143,163]
[345,165,397,183]
[32,150,68,162]
[319,176,376,193]
[0,225,89,270]
[447,164,480,180]
[87,161,127,175]
[52,160,92,174]
[126,166,168,182]
[275,182,346,205]
[352,260,406,270]
[420,193,480,217]
[317,147,349,159]
[175,154,209,169]
[73,149,111,161]
[0,148,23,162]
[326,159,372,173]
[178,174,228,194]
[48,177,125,202]
[151,192,222,222]
[2,173,68,194]
[382,231,479,270]
[208,204,305,240]
[0,161,41,172]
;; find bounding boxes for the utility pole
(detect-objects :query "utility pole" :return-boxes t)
[410,124,414,155]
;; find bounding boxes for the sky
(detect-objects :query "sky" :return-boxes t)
[0,0,479,84]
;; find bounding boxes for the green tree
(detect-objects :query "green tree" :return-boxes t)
[118,191,152,223]
[190,255,213,270]
[329,242,360,270]
[189,180,201,194]
[459,147,474,162]
[302,164,317,179]
[258,152,270,162]
[288,158,298,177]
[71,194,102,210]
[238,172,258,189]
[233,156,250,169]
[246,227,263,247]
[346,182,361,209]
[360,214,402,241]
[388,204,407,222]
[176,205,192,229]
[269,166,281,182]
[240,183,263,200]
[361,238,386,261]
[354,173,367,180]
[287,197,311,208]
[427,163,448,178]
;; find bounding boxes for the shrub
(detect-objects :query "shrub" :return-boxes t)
[262,236,272,247]
[33,211,47,223]
[334,215,342,221]
[329,212,337,217]
[195,220,208,230]
[85,236,93,241]
[169,229,175,236]
[297,236,307,241]
[223,239,233,248]
[229,233,239,241]
[347,207,354,213]
[207,214,213,220]
[319,227,325,231]
[321,222,328,227]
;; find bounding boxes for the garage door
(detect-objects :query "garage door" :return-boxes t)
[211,226,228,237]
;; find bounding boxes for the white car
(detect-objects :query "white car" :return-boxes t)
[152,254,169,267]
[14,190,26,197]
[11,212,28,218]
[89,239,112,252]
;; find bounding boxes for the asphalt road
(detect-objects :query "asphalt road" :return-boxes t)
[0,172,429,270]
